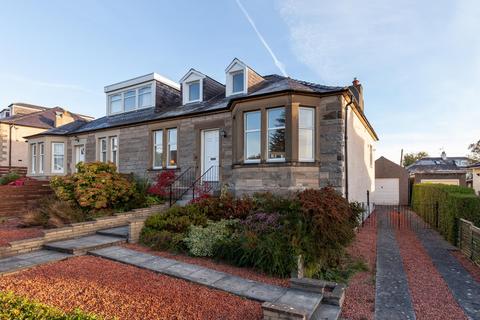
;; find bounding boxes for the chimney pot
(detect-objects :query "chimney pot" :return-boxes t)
[352,77,360,86]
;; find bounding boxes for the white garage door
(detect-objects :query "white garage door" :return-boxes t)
[420,179,459,186]
[374,178,399,205]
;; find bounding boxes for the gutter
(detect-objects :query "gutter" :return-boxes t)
[344,95,355,202]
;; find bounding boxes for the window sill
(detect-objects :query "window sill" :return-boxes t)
[233,161,320,169]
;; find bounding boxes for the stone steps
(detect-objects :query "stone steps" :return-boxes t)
[43,234,126,255]
[96,226,129,238]
[0,250,71,276]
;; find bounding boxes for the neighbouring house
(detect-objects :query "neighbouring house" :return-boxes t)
[25,59,378,202]
[374,156,409,205]
[469,162,480,196]
[0,103,93,172]
[407,151,471,186]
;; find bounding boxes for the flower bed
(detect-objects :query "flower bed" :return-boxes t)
[0,218,44,247]
[140,188,362,279]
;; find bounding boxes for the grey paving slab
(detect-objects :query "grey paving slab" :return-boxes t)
[91,246,324,318]
[311,304,341,320]
[0,250,71,275]
[97,226,129,238]
[375,209,416,320]
[412,220,480,320]
[44,234,125,254]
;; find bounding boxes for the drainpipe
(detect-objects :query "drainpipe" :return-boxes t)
[344,95,354,202]
[8,124,13,170]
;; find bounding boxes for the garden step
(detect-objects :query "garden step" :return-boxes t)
[43,235,126,255]
[0,250,71,275]
[89,246,325,318]
[96,226,129,238]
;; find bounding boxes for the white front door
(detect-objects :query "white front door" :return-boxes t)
[202,129,220,181]
[75,145,85,166]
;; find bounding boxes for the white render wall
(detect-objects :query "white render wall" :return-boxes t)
[473,168,480,196]
[346,106,376,204]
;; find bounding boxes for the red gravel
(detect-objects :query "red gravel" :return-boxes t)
[0,256,262,320]
[341,213,377,320]
[0,218,43,246]
[395,223,468,320]
[451,251,480,284]
[123,243,290,287]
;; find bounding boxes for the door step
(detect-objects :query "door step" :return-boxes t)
[96,226,129,238]
[43,234,126,255]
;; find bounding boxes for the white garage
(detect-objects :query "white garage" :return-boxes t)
[374,178,399,205]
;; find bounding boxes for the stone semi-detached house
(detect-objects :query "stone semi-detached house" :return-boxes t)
[25,58,378,202]
[0,103,93,171]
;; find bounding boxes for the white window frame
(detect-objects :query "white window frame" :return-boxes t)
[31,143,37,174]
[123,89,136,112]
[107,83,154,115]
[167,128,177,169]
[298,107,315,162]
[99,138,107,162]
[38,143,44,173]
[231,70,245,94]
[267,107,286,162]
[244,111,261,164]
[51,142,65,174]
[110,136,118,167]
[186,80,201,103]
[153,130,163,169]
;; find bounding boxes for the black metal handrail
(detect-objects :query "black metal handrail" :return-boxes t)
[191,165,220,201]
[168,167,195,206]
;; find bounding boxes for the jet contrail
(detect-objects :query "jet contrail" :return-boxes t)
[235,0,288,77]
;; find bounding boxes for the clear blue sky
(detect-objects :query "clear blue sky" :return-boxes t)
[1,0,479,163]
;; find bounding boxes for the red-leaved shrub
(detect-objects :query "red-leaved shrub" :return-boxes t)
[148,171,176,198]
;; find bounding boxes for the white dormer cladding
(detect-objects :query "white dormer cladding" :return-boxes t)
[104,73,180,116]
[179,69,206,104]
[225,58,248,97]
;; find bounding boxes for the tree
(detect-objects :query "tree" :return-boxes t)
[468,139,480,161]
[403,151,429,167]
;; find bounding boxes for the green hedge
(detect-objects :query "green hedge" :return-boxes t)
[0,291,100,320]
[412,184,480,244]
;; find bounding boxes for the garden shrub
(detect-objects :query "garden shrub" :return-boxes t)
[193,193,255,220]
[140,204,207,251]
[22,196,86,228]
[50,162,135,211]
[0,172,20,185]
[148,170,176,198]
[121,175,164,211]
[184,219,237,257]
[412,183,480,244]
[0,291,100,319]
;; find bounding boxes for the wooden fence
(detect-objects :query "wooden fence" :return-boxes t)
[0,166,27,176]
[458,218,480,267]
[0,179,52,217]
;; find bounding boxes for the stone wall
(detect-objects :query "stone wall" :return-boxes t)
[0,204,166,258]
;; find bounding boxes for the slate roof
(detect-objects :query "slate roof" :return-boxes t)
[27,74,356,138]
[407,157,470,174]
[469,162,480,168]
[0,107,88,129]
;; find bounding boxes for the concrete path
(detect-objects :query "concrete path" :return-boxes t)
[0,250,71,275]
[413,225,480,319]
[375,209,416,320]
[90,246,324,318]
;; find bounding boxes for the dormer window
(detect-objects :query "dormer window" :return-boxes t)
[188,81,200,102]
[124,90,136,112]
[110,94,122,113]
[232,71,245,94]
[107,84,154,115]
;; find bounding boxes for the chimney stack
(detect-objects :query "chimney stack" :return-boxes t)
[351,78,364,111]
[441,151,447,161]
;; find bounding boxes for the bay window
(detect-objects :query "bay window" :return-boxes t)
[52,142,65,173]
[299,107,315,161]
[244,111,261,162]
[267,107,286,161]
[167,128,177,168]
[153,130,163,169]
[39,143,44,173]
[31,144,36,174]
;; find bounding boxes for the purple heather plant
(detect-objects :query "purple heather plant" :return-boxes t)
[242,211,281,234]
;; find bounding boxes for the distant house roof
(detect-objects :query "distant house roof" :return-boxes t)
[8,102,49,111]
[469,162,480,169]
[0,107,91,129]
[407,156,471,174]
[27,74,378,139]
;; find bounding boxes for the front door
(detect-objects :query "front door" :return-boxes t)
[75,145,85,167]
[202,129,219,181]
